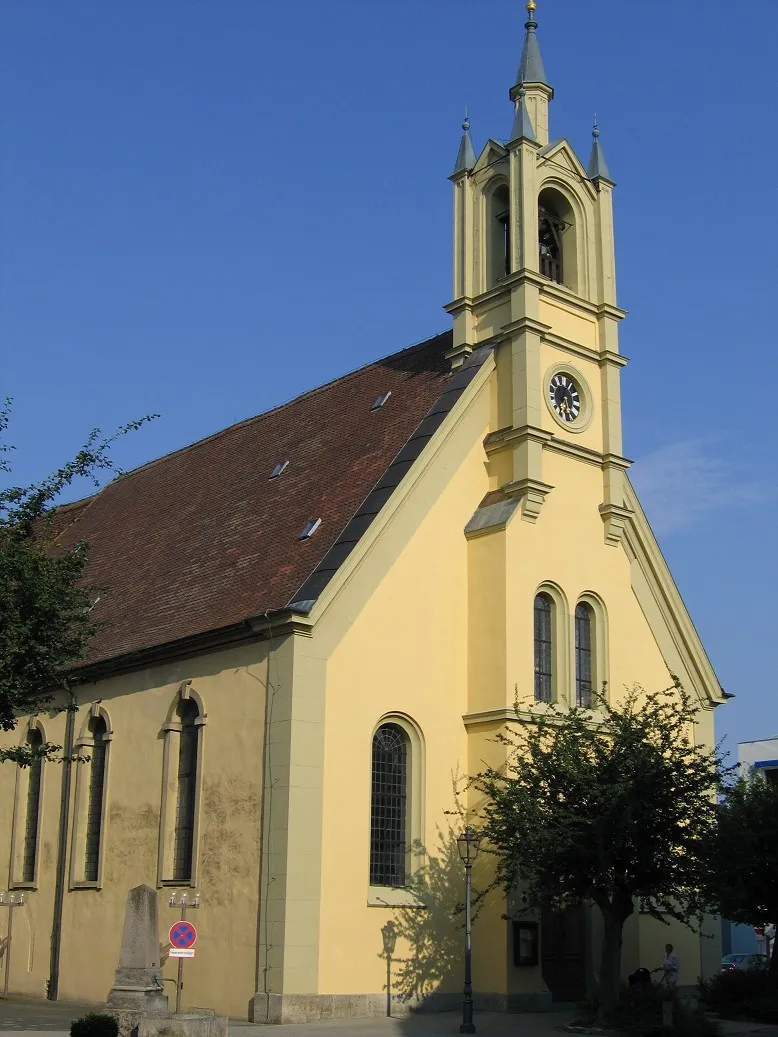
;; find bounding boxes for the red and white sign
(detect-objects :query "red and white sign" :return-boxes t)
[169,920,198,950]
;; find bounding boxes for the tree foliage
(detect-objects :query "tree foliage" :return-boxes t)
[707,773,778,967]
[473,679,728,1018]
[0,400,154,764]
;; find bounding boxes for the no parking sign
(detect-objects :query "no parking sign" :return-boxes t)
[169,920,197,959]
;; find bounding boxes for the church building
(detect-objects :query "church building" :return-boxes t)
[0,2,725,1022]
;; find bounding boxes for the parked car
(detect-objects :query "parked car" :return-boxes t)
[720,953,769,972]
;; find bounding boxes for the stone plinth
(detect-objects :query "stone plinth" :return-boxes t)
[106,884,168,1016]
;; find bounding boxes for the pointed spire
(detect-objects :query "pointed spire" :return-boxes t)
[451,109,476,177]
[515,0,549,88]
[509,88,536,144]
[587,114,613,183]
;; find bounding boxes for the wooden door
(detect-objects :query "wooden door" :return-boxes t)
[541,904,587,1002]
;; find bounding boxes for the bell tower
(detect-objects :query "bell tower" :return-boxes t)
[446,0,630,544]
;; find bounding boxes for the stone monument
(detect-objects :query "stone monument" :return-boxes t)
[106,885,227,1037]
[107,885,169,1015]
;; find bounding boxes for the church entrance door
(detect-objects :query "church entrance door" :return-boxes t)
[540,904,587,1002]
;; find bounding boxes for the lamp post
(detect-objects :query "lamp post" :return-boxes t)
[168,891,200,1014]
[457,827,480,1035]
[381,921,397,1018]
[0,892,25,1001]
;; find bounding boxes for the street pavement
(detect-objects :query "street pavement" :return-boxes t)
[2,995,778,1037]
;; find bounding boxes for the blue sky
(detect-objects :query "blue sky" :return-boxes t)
[2,0,776,755]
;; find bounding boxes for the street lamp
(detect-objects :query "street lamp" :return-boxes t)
[457,827,480,1035]
[381,921,398,1017]
[0,892,25,1001]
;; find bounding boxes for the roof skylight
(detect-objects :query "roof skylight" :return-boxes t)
[270,460,289,479]
[371,390,392,411]
[299,517,321,540]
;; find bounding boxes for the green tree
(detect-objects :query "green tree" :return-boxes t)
[473,680,727,1020]
[707,774,778,970]
[0,400,153,764]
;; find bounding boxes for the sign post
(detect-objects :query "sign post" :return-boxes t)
[168,893,200,1014]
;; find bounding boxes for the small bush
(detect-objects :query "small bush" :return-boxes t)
[70,1013,119,1037]
[700,969,778,1024]
[575,983,719,1037]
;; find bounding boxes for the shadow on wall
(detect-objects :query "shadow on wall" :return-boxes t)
[379,827,470,1011]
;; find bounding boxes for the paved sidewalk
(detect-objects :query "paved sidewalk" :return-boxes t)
[3,996,778,1037]
[0,997,578,1036]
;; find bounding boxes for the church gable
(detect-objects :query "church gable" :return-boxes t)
[538,138,596,197]
[472,138,508,173]
[623,480,724,707]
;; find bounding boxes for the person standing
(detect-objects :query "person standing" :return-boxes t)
[652,943,680,988]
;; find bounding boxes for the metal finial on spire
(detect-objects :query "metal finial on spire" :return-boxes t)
[587,114,612,183]
[526,0,537,17]
[451,107,476,177]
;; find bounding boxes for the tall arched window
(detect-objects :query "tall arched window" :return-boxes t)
[575,603,594,708]
[23,729,43,883]
[538,187,575,289]
[173,700,199,883]
[534,593,554,703]
[487,183,511,288]
[84,716,108,882]
[370,723,408,887]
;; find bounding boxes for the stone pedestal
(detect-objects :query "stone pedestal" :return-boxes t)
[106,885,228,1037]
[106,885,169,1016]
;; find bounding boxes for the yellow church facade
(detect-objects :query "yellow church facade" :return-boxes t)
[0,4,725,1023]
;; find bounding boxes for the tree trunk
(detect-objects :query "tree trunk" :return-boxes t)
[595,895,633,1023]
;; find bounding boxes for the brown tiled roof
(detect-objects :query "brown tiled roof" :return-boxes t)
[55,331,476,670]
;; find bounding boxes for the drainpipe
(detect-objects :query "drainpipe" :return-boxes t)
[48,685,77,1000]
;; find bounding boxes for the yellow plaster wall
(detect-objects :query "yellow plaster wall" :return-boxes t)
[0,642,270,1019]
[314,376,493,1001]
[539,298,597,351]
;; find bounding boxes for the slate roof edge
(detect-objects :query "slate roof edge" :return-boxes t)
[287,344,495,612]
[78,331,454,488]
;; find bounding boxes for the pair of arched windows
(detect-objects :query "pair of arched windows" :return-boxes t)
[533,594,599,708]
[369,718,423,890]
[486,185,574,290]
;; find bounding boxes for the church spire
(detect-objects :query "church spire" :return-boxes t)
[509,1,553,146]
[587,115,613,184]
[451,111,476,177]
[513,0,549,91]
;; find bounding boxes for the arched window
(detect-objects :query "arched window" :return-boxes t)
[538,187,575,288]
[487,183,511,288]
[534,593,554,703]
[23,728,43,883]
[370,723,408,887]
[84,716,108,882]
[173,699,199,883]
[575,603,594,708]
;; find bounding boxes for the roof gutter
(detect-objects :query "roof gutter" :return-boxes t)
[70,608,312,685]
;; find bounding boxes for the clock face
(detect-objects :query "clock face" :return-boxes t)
[548,373,581,423]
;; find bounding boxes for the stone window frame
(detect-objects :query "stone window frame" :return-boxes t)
[367,712,425,908]
[9,718,47,890]
[69,703,114,890]
[157,681,206,888]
